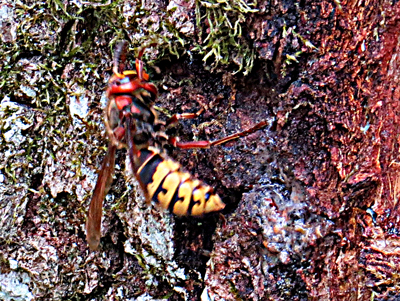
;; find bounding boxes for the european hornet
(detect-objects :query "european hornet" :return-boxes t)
[86,41,267,250]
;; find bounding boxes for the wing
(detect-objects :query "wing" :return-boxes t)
[86,143,117,250]
[123,115,152,202]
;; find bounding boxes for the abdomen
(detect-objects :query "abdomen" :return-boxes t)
[134,147,225,216]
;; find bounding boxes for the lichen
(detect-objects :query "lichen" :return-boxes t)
[0,271,34,301]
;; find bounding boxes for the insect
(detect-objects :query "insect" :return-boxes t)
[86,41,268,250]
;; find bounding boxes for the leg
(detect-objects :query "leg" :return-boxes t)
[209,120,268,146]
[168,120,268,149]
[165,107,205,127]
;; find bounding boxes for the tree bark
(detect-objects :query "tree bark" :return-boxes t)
[1,0,400,300]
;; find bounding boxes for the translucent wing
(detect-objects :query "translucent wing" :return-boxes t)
[86,143,117,250]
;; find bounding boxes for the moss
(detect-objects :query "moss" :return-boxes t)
[114,0,261,75]
[194,0,258,75]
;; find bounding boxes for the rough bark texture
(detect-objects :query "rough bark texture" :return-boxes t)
[1,0,400,300]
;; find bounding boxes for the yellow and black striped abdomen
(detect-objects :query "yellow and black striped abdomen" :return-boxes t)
[135,147,225,216]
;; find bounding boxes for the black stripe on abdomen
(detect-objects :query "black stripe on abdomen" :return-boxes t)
[137,151,163,185]
[136,148,225,216]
